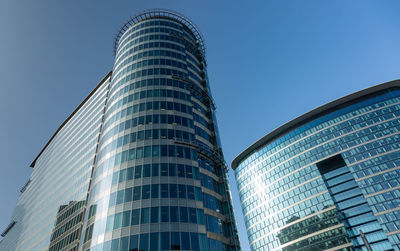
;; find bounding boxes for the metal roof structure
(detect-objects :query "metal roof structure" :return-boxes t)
[113,9,206,61]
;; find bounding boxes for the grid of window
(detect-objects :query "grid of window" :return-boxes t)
[234,88,400,250]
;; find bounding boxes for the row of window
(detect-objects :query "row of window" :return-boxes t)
[116,33,185,64]
[92,160,222,197]
[107,88,191,117]
[89,231,210,251]
[368,190,400,213]
[110,163,200,184]
[195,125,215,144]
[108,184,203,207]
[199,159,222,176]
[54,201,85,226]
[113,64,188,93]
[97,144,198,171]
[246,192,332,243]
[110,77,189,102]
[107,75,208,120]
[200,173,224,195]
[48,227,80,251]
[377,210,400,233]
[50,211,83,241]
[84,207,206,244]
[114,47,186,77]
[86,206,229,243]
[105,99,193,130]
[104,96,193,128]
[101,114,194,147]
[113,58,187,84]
[117,23,183,57]
[98,128,196,161]
[193,113,212,130]
[118,19,183,47]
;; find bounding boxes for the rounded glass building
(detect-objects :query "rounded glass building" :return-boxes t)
[81,9,240,251]
[232,81,400,251]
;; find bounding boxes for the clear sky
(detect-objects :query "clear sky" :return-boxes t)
[1,0,400,250]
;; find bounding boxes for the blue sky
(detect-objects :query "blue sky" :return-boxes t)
[1,0,400,249]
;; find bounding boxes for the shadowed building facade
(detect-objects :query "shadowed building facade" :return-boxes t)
[0,9,240,251]
[232,81,400,251]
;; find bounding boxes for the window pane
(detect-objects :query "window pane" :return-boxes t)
[170,206,179,222]
[190,233,200,251]
[169,164,176,176]
[171,232,180,250]
[143,164,151,177]
[181,232,190,250]
[140,233,149,251]
[120,236,128,251]
[180,207,188,223]
[133,186,141,201]
[170,184,177,198]
[161,163,168,176]
[129,235,138,251]
[142,185,150,199]
[151,207,159,223]
[135,165,142,179]
[150,232,159,251]
[124,188,132,202]
[131,209,140,225]
[111,239,119,251]
[152,164,159,176]
[113,213,122,229]
[178,185,186,198]
[151,184,159,198]
[177,164,185,177]
[161,206,169,222]
[189,207,197,223]
[122,211,131,227]
[141,208,150,224]
[161,232,170,250]
[116,189,124,205]
[161,184,169,198]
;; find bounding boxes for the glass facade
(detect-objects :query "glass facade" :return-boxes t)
[232,83,400,251]
[0,9,240,251]
[0,73,111,251]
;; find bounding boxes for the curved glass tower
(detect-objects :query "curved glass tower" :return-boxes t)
[0,9,239,251]
[81,9,240,251]
[232,81,400,251]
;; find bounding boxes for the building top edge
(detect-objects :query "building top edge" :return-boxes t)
[231,79,400,170]
[113,9,206,61]
[29,71,112,168]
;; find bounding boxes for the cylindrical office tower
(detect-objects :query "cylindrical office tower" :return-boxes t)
[232,81,400,251]
[81,9,240,251]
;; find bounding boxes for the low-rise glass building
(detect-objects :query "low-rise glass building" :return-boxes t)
[232,81,400,251]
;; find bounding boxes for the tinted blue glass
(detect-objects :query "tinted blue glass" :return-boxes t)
[180,207,188,223]
[181,232,190,250]
[151,207,159,223]
[170,206,179,222]
[139,233,148,251]
[141,208,149,224]
[131,209,139,225]
[129,235,138,251]
[150,233,159,251]
[171,232,180,250]
[161,232,170,250]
